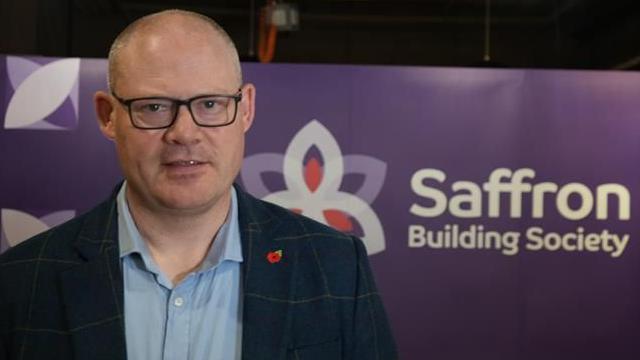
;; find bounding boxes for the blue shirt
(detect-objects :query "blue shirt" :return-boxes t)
[117,183,243,360]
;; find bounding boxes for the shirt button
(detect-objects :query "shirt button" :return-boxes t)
[174,297,185,307]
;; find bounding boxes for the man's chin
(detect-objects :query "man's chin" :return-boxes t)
[156,199,215,215]
[154,189,226,214]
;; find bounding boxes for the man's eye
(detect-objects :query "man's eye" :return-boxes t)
[145,103,164,112]
[203,100,217,109]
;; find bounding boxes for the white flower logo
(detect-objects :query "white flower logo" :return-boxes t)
[242,120,387,255]
[3,56,80,130]
[0,209,75,250]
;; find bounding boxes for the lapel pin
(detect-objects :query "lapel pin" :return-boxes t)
[267,250,283,264]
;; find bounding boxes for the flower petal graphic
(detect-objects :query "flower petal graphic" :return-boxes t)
[324,194,386,255]
[343,155,387,203]
[263,188,306,211]
[283,120,343,196]
[6,56,40,90]
[1,209,49,247]
[241,153,284,198]
[304,157,323,192]
[4,58,80,129]
[323,209,353,232]
[69,74,80,117]
[40,210,75,228]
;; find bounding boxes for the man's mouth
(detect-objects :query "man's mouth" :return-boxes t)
[163,160,207,167]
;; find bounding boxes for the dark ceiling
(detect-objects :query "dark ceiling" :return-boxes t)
[1,0,639,70]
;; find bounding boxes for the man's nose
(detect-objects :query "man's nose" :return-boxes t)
[163,104,201,144]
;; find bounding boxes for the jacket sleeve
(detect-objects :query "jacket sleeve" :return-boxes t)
[346,236,398,360]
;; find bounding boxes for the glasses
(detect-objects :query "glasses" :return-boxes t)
[112,90,242,129]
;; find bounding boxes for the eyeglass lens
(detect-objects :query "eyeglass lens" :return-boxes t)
[129,96,235,128]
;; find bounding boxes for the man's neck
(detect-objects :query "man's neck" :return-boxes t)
[125,187,232,284]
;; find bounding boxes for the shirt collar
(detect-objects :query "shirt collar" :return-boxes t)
[117,182,243,275]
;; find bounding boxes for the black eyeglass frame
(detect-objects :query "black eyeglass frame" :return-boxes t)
[111,90,243,129]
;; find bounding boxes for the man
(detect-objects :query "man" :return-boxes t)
[0,9,396,360]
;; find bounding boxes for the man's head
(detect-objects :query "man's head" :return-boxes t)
[95,10,255,216]
[106,10,243,92]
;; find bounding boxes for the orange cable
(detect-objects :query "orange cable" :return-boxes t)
[258,2,277,63]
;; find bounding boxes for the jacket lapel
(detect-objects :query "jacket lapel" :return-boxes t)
[236,185,296,359]
[60,194,127,360]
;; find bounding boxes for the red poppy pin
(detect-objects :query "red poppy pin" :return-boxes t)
[267,250,283,264]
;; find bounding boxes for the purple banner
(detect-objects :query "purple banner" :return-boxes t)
[2,55,639,359]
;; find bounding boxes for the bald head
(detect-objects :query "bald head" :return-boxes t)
[107,9,242,92]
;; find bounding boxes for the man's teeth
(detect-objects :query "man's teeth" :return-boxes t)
[173,160,200,165]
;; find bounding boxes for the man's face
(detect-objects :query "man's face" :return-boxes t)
[98,29,254,215]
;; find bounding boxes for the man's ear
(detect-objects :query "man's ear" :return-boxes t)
[239,83,256,133]
[94,91,117,140]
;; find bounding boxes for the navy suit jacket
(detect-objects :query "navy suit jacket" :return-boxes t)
[0,185,397,359]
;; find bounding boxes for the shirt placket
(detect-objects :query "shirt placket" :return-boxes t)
[163,276,195,360]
